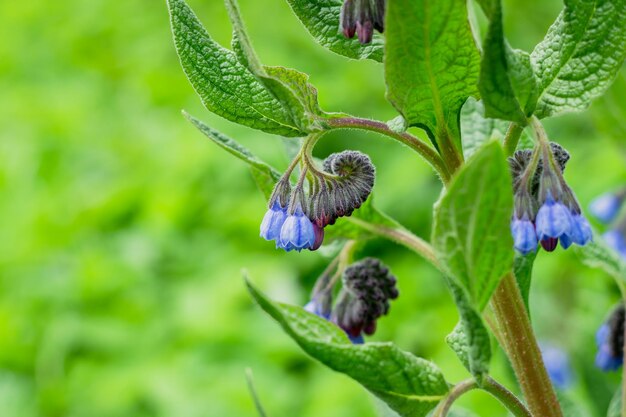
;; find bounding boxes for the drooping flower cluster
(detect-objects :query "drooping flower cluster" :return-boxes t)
[260,150,375,252]
[595,304,625,372]
[509,142,592,254]
[588,187,626,259]
[305,257,399,344]
[340,0,386,44]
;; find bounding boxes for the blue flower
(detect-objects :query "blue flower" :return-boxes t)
[511,218,538,254]
[278,203,316,252]
[590,193,622,224]
[540,344,573,389]
[604,230,626,258]
[560,214,593,249]
[348,333,364,344]
[536,194,573,242]
[595,324,623,371]
[259,200,287,243]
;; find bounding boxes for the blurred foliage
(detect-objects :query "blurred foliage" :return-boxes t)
[0,0,625,416]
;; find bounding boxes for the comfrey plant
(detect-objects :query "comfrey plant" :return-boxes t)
[166,0,626,416]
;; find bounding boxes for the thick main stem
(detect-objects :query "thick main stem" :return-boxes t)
[491,273,563,417]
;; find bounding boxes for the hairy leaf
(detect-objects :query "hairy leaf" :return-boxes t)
[167,0,304,136]
[445,278,491,383]
[385,0,480,142]
[283,0,384,61]
[184,112,280,198]
[460,98,510,159]
[575,238,626,284]
[531,0,626,118]
[247,279,450,417]
[432,142,514,309]
[478,1,536,123]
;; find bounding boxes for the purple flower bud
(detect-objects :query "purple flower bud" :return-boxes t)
[604,230,626,258]
[278,203,316,252]
[536,194,573,241]
[540,237,558,252]
[356,20,373,44]
[590,193,623,224]
[511,218,538,254]
[310,224,325,251]
[340,0,385,44]
[259,200,287,242]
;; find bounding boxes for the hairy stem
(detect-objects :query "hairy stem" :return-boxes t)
[433,377,531,417]
[491,273,563,417]
[504,123,524,156]
[325,117,451,183]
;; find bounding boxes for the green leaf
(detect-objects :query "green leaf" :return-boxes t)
[478,1,537,123]
[445,278,491,383]
[432,141,514,309]
[513,251,537,315]
[460,98,510,159]
[575,238,626,284]
[167,0,304,136]
[385,0,480,142]
[283,0,384,62]
[246,279,450,417]
[184,112,281,198]
[224,0,323,131]
[245,369,269,417]
[530,0,626,119]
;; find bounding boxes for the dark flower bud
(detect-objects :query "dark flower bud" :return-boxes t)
[310,150,375,228]
[340,0,386,44]
[332,258,398,343]
[596,304,625,371]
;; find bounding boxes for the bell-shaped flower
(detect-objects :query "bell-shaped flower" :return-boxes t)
[278,203,316,252]
[590,192,623,224]
[259,200,287,243]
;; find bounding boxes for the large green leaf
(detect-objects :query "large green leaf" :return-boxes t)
[385,0,480,143]
[445,278,491,383]
[283,0,384,62]
[531,0,626,119]
[247,279,450,417]
[167,0,304,136]
[478,0,537,123]
[432,142,514,309]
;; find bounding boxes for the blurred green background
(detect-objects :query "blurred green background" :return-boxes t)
[1,0,625,416]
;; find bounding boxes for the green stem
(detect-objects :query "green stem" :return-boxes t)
[433,377,531,417]
[436,124,464,175]
[504,123,524,156]
[490,273,563,417]
[325,117,451,183]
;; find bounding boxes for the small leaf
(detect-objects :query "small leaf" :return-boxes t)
[385,0,480,144]
[513,251,537,315]
[575,238,626,284]
[460,98,510,159]
[246,279,450,417]
[184,112,280,198]
[283,0,384,62]
[432,142,514,309]
[445,278,491,383]
[531,0,626,119]
[478,1,537,123]
[167,0,304,136]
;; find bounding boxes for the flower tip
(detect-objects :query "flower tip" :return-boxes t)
[541,237,559,252]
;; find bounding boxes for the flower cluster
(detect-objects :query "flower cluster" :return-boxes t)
[509,143,592,254]
[305,257,399,344]
[260,150,375,252]
[595,304,625,371]
[340,0,386,44]
[588,187,626,259]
